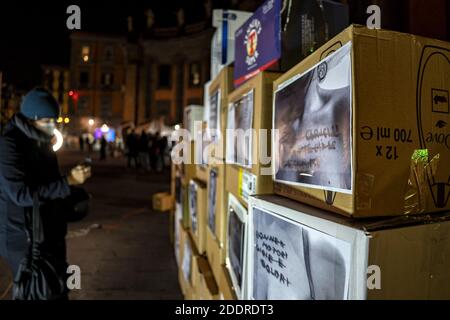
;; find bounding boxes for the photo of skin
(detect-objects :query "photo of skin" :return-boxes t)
[227,90,254,167]
[207,169,218,234]
[274,43,352,191]
[252,207,350,300]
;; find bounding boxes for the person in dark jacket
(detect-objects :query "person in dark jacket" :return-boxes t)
[0,88,91,298]
[100,135,107,160]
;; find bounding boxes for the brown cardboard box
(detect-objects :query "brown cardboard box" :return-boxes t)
[178,225,199,300]
[206,162,227,244]
[205,227,224,290]
[196,122,210,183]
[152,192,174,212]
[218,265,237,300]
[188,179,207,254]
[207,66,234,161]
[249,194,450,299]
[205,162,227,281]
[171,163,182,197]
[196,256,219,300]
[225,72,281,208]
[182,142,197,185]
[273,25,450,218]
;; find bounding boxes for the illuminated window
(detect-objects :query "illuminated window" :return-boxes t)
[81,46,90,63]
[189,62,202,87]
[101,72,114,88]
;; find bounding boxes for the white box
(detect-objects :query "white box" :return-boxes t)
[246,194,450,300]
[211,9,252,80]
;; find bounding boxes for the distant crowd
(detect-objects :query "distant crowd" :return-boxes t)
[125,129,169,172]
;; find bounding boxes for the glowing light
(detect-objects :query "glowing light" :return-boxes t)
[57,117,63,123]
[174,124,180,131]
[101,124,109,133]
[53,128,63,152]
[88,119,95,126]
[82,55,89,62]
[64,117,70,124]
[68,90,74,97]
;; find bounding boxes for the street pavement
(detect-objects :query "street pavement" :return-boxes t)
[0,148,182,300]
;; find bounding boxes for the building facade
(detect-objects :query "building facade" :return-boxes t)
[124,29,212,127]
[69,32,127,133]
[42,65,70,117]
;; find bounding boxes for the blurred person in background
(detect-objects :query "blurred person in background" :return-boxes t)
[125,129,139,169]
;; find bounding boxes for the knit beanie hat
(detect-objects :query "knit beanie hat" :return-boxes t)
[20,88,60,120]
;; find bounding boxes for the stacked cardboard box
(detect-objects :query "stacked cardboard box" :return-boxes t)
[247,194,450,299]
[169,0,450,299]
[272,25,450,218]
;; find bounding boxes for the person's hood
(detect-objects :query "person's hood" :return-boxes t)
[7,112,53,144]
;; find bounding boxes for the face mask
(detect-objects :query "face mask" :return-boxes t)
[35,122,56,136]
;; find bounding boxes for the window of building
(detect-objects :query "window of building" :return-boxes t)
[81,46,90,63]
[100,95,113,118]
[77,96,89,116]
[79,71,90,88]
[155,100,171,116]
[158,65,172,89]
[105,46,114,62]
[189,62,202,87]
[101,72,114,88]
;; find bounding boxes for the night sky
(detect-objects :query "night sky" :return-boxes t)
[0,0,238,90]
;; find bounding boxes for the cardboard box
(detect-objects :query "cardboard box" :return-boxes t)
[273,25,450,218]
[195,121,210,183]
[224,193,248,300]
[205,161,228,282]
[211,10,252,80]
[248,194,450,299]
[206,163,228,245]
[206,227,224,290]
[196,256,220,300]
[225,71,281,207]
[181,183,191,229]
[178,224,199,300]
[188,179,208,254]
[207,66,234,161]
[183,105,204,138]
[152,192,173,212]
[181,142,197,185]
[219,265,237,300]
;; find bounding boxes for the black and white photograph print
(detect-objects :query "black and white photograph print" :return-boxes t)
[226,89,254,168]
[182,239,192,284]
[209,89,221,142]
[227,194,247,298]
[273,42,353,192]
[207,168,218,236]
[189,180,198,234]
[251,207,351,300]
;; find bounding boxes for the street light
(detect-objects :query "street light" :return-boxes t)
[101,124,109,133]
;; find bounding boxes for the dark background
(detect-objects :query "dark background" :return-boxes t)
[0,0,232,90]
[0,0,449,91]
